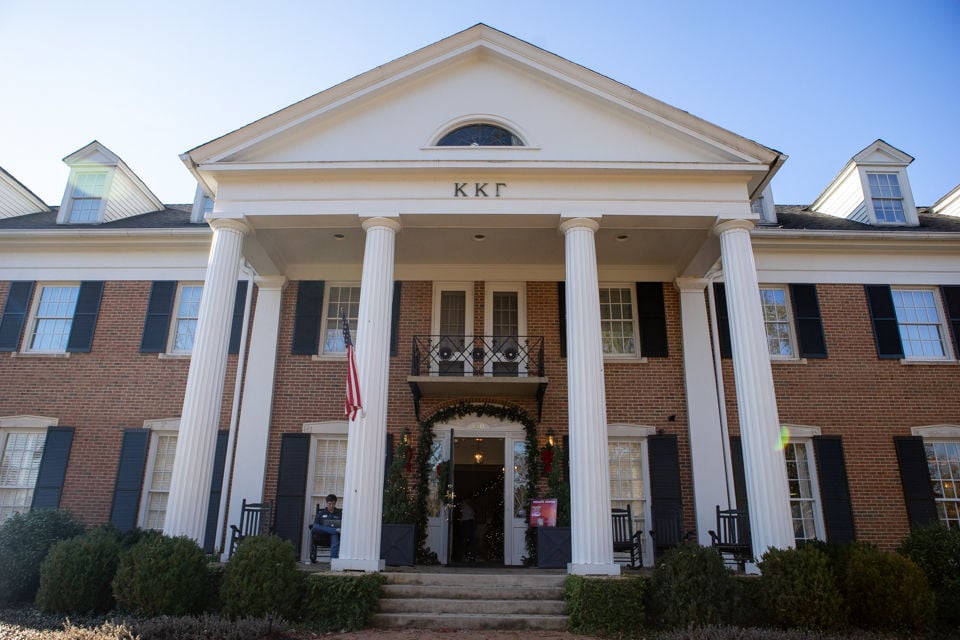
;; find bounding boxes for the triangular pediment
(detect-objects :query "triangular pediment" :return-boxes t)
[852,139,914,167]
[63,141,122,167]
[185,25,780,176]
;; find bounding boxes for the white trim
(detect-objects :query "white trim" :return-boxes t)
[426,114,537,148]
[303,421,350,435]
[319,283,361,357]
[759,284,799,360]
[484,282,527,375]
[891,286,954,361]
[22,282,80,354]
[782,424,822,438]
[0,415,58,429]
[138,420,180,530]
[167,282,203,355]
[599,283,642,360]
[911,425,960,438]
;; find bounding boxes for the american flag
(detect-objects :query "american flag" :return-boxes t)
[342,309,363,421]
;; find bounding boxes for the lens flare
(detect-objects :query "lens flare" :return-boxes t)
[777,425,790,451]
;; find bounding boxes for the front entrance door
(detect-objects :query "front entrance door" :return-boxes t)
[424,418,530,566]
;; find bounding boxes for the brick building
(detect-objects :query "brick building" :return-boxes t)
[1,25,958,574]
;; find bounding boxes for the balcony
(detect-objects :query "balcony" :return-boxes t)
[408,335,548,421]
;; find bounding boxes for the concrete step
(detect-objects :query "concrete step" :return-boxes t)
[376,571,570,630]
[378,596,566,615]
[382,583,564,600]
[371,612,569,631]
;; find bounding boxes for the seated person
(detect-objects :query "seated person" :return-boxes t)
[311,493,343,559]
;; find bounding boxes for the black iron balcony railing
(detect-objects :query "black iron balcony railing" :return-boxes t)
[408,335,548,421]
[410,335,544,378]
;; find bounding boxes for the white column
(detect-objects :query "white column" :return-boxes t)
[715,220,795,562]
[675,278,735,546]
[560,218,619,576]
[333,217,400,573]
[165,218,249,541]
[224,275,286,557]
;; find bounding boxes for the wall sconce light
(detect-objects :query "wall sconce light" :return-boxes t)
[547,434,555,447]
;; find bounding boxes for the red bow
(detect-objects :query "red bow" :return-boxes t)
[541,448,554,474]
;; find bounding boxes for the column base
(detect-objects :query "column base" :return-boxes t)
[331,557,385,573]
[567,562,621,576]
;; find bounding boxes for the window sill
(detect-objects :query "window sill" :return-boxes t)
[771,357,808,365]
[899,358,958,366]
[602,356,649,364]
[11,351,70,359]
[158,353,191,360]
[311,354,347,362]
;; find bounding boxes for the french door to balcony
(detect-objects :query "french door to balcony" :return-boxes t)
[432,283,473,376]
[484,283,526,377]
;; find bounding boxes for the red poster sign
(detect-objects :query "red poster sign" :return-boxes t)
[529,498,557,527]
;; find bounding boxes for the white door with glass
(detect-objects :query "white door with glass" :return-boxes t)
[484,283,526,376]
[431,283,473,376]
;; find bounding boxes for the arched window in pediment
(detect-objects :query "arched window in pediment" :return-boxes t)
[437,123,524,147]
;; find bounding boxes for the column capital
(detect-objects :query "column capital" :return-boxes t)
[209,218,251,235]
[559,217,600,235]
[674,277,710,293]
[713,219,754,237]
[361,217,402,233]
[254,275,287,290]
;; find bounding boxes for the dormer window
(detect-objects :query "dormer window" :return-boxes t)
[868,173,905,224]
[437,124,523,146]
[68,172,107,223]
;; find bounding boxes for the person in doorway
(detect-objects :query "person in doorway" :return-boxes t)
[311,493,343,559]
[459,499,476,561]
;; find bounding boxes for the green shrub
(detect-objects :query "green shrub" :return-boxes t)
[564,574,647,636]
[757,545,846,630]
[35,526,122,614]
[840,545,935,630]
[220,535,303,620]
[0,509,86,605]
[728,575,765,628]
[112,534,208,616]
[646,543,732,628]
[301,573,385,631]
[899,524,960,626]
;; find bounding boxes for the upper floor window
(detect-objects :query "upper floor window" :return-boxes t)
[26,284,80,353]
[68,172,107,223]
[0,429,46,523]
[321,285,361,356]
[891,288,951,359]
[437,124,523,147]
[599,286,638,357]
[169,284,202,355]
[868,173,906,224]
[760,286,797,358]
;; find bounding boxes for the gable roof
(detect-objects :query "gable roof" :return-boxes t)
[182,24,784,198]
[0,166,51,218]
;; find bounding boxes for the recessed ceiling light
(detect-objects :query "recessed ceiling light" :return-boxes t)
[333,233,345,239]
[473,234,486,242]
[615,234,629,242]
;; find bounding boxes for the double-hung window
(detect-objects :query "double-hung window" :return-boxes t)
[784,440,822,543]
[140,430,178,530]
[68,172,107,223]
[169,284,203,354]
[26,284,80,353]
[868,173,906,224]
[321,285,360,356]
[891,288,951,360]
[0,429,46,523]
[759,286,797,358]
[924,440,960,529]
[599,286,638,357]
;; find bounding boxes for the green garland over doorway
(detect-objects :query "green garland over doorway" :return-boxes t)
[414,402,540,564]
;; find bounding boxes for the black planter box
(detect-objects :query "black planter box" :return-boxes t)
[381,523,416,566]
[537,526,571,568]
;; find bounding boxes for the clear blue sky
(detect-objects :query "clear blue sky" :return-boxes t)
[1,0,957,207]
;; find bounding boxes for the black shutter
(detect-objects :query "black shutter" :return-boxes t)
[562,434,570,484]
[558,282,567,358]
[0,281,34,351]
[813,436,855,543]
[648,434,683,512]
[941,286,960,359]
[275,433,310,554]
[636,282,668,358]
[228,281,248,355]
[292,281,324,355]
[894,436,938,529]
[384,433,394,490]
[203,430,229,553]
[140,282,176,353]
[714,283,732,358]
[110,429,150,531]
[30,427,75,510]
[791,284,828,358]
[865,285,904,359]
[390,281,402,357]
[729,436,750,513]
[66,281,103,353]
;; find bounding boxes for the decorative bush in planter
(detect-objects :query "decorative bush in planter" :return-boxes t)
[381,431,416,566]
